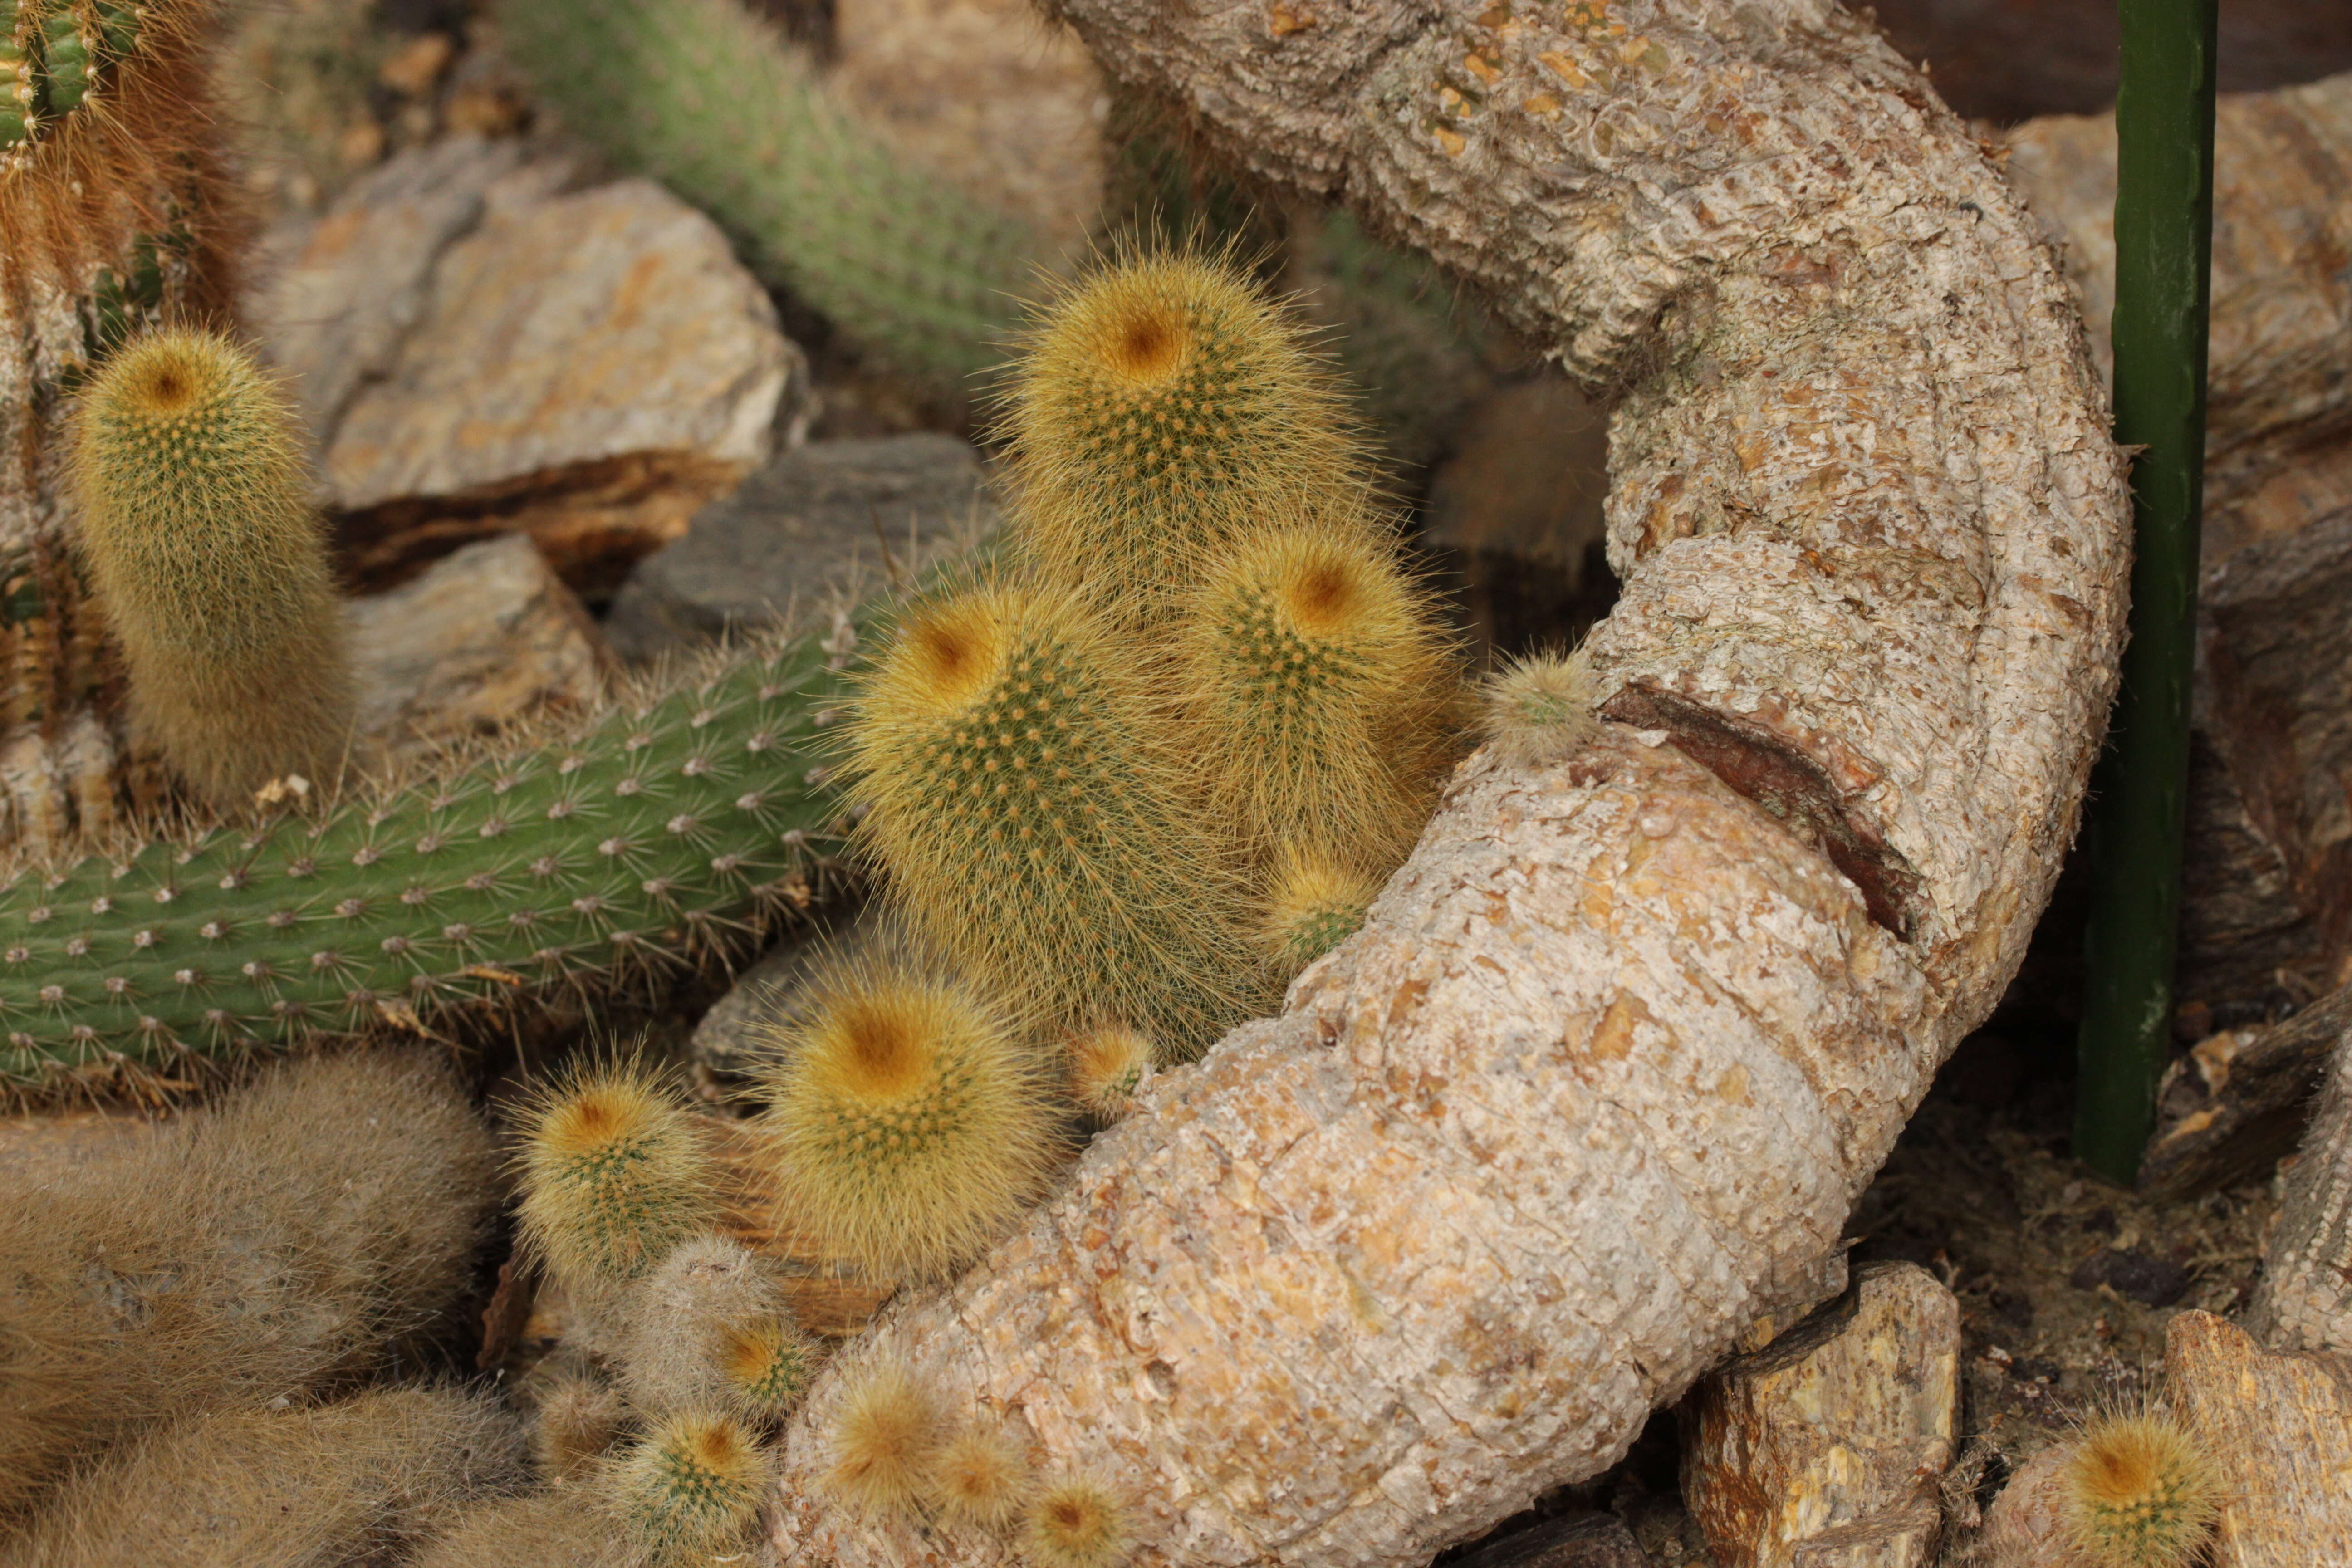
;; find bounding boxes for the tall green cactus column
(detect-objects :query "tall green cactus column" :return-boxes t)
[2073,0,2220,1183]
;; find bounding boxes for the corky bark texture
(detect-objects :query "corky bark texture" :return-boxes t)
[767,2,2127,1563]
[2246,1009,2352,1352]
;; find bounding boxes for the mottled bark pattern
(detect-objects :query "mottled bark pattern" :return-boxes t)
[2247,1012,2352,1351]
[767,1,2128,1563]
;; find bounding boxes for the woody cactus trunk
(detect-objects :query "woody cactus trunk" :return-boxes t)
[763,1,2129,1564]
[0,0,241,850]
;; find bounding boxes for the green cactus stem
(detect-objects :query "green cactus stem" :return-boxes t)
[0,622,859,1096]
[493,0,1036,392]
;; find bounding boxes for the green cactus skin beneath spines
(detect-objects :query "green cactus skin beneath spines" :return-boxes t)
[0,625,857,1092]
[0,0,145,147]
[618,1413,768,1561]
[494,0,1034,390]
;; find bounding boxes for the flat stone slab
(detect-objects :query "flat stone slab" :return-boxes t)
[604,433,989,662]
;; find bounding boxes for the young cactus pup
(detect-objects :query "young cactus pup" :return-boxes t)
[1180,520,1458,868]
[2058,1409,2222,1568]
[1003,250,1373,609]
[1065,1022,1152,1122]
[70,327,355,809]
[1260,842,1382,976]
[846,578,1263,1058]
[1024,1475,1135,1568]
[932,1425,1031,1531]
[616,1234,815,1421]
[514,1059,719,1303]
[820,1354,947,1519]
[610,1410,769,1563]
[1479,647,1600,768]
[756,954,1061,1280]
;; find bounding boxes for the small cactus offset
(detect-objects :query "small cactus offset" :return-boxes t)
[0,610,857,1096]
[614,1234,816,1421]
[754,951,1063,1279]
[69,327,353,808]
[514,1059,720,1300]
[819,1354,947,1519]
[609,1410,770,1563]
[1002,252,1374,612]
[1024,1475,1135,1568]
[846,578,1266,1059]
[1259,842,1382,974]
[492,0,1034,392]
[2058,1409,2223,1568]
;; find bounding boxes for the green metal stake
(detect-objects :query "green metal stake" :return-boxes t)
[2073,0,2219,1183]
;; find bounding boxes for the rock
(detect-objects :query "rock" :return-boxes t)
[345,534,613,755]
[1682,1262,1961,1568]
[1446,1511,1652,1568]
[1420,374,1616,663]
[1972,1445,2084,1568]
[2065,1246,2193,1308]
[252,140,812,594]
[604,434,989,662]
[829,0,1106,259]
[2165,1310,2352,1566]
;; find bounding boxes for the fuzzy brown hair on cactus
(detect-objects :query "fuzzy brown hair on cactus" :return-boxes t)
[614,1234,816,1422]
[406,1492,641,1568]
[931,1425,1032,1532]
[0,1386,526,1568]
[69,326,353,809]
[0,1050,500,1519]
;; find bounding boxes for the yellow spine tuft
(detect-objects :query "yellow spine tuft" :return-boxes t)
[609,1410,768,1563]
[1260,841,1382,976]
[513,1060,718,1298]
[1178,520,1460,869]
[1064,1022,1153,1122]
[1477,647,1600,767]
[1001,249,1375,612]
[755,953,1062,1280]
[931,1425,1032,1531]
[1023,1475,1135,1568]
[846,578,1264,1059]
[820,1355,946,1519]
[2058,1409,2222,1568]
[69,327,354,810]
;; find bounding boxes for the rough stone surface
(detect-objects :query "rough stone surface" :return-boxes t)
[2166,1310,2352,1567]
[326,176,792,510]
[345,534,612,755]
[1683,1263,1960,1568]
[2247,1006,2352,1351]
[686,911,877,1078]
[604,434,990,662]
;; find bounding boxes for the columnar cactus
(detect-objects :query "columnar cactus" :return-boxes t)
[70,327,353,807]
[0,618,857,1097]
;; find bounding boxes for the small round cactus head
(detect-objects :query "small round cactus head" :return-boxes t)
[69,325,354,809]
[609,1410,767,1563]
[1001,247,1372,610]
[2057,1408,2222,1568]
[615,1233,817,1421]
[514,1057,718,1298]
[820,1353,946,1519]
[1023,1475,1134,1568]
[1478,647,1599,768]
[931,1425,1031,1531]
[847,577,1262,1058]
[1179,519,1458,867]
[755,951,1062,1281]
[1260,842,1381,976]
[1064,1022,1152,1122]
[524,1356,627,1483]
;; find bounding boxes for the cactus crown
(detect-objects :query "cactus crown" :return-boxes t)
[821,1354,946,1518]
[2058,1410,2223,1568]
[515,1059,719,1293]
[754,951,1061,1280]
[612,1411,768,1560]
[1478,648,1600,768]
[1002,250,1371,607]
[1024,1475,1134,1568]
[1260,843,1380,972]
[932,1426,1030,1530]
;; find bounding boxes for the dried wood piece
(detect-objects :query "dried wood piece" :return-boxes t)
[704,1118,898,1338]
[2165,1310,2352,1565]
[1448,1511,1653,1568]
[2138,983,2352,1199]
[735,0,2132,1560]
[1682,1263,1959,1568]
[2246,1009,2352,1351]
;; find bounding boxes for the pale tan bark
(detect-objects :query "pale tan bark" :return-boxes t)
[2165,1311,2352,1566]
[758,6,2127,1562]
[2246,1013,2352,1352]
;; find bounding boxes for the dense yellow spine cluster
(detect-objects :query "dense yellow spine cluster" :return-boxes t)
[69,328,353,809]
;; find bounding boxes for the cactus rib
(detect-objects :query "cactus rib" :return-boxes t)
[0,620,859,1094]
